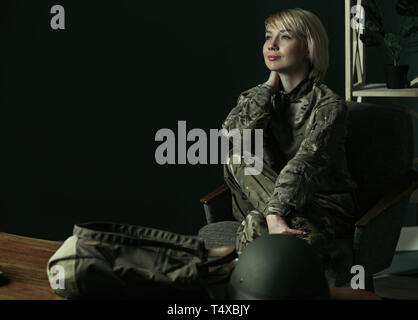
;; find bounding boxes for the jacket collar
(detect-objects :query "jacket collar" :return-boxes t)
[277,68,316,103]
[275,68,319,129]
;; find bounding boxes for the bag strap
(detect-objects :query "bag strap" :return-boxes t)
[198,246,238,268]
[196,246,238,285]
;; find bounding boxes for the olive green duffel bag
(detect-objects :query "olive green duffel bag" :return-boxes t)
[46,222,237,299]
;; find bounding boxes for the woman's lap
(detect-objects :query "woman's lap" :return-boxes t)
[235,202,355,259]
[223,147,355,261]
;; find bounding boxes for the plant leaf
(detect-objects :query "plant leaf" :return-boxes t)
[396,0,418,16]
[363,0,385,35]
[384,32,403,62]
[400,16,418,37]
[360,32,383,46]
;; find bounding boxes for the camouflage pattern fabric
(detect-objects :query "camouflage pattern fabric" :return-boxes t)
[234,209,354,257]
[222,69,359,261]
[225,151,355,258]
[222,69,359,220]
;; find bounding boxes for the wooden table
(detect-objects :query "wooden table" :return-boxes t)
[0,232,63,300]
[0,232,381,300]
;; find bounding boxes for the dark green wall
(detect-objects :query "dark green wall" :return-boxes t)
[0,1,367,240]
[364,0,418,226]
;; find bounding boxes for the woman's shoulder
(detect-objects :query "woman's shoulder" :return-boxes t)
[309,82,348,120]
[239,82,277,97]
[310,82,346,111]
[313,82,344,105]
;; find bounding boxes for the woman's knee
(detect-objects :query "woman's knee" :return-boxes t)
[235,210,269,254]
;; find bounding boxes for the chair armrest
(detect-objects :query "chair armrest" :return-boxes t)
[355,170,418,227]
[200,183,231,204]
[200,184,234,224]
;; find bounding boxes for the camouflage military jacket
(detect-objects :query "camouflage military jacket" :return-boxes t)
[222,72,359,220]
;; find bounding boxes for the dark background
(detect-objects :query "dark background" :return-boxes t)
[1,1,417,240]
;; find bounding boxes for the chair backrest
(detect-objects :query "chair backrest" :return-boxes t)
[345,102,414,215]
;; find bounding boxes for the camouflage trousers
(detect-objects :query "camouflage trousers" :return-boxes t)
[223,149,355,262]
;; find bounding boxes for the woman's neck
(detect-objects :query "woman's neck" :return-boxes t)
[278,62,310,93]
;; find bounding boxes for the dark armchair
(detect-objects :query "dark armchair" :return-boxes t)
[197,101,418,292]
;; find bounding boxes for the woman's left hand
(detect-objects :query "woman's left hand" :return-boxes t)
[266,214,307,236]
[265,71,280,89]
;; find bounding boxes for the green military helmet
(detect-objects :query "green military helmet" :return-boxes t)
[227,234,330,300]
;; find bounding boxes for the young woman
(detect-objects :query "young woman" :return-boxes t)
[222,8,359,261]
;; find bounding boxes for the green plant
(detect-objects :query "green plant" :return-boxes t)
[361,0,418,66]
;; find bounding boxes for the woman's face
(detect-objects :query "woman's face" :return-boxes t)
[263,26,309,74]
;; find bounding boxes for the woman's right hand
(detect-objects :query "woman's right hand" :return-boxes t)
[264,71,280,89]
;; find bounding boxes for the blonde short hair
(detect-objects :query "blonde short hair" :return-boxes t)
[264,8,329,83]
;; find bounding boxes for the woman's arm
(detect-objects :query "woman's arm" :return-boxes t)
[263,98,349,218]
[221,71,279,132]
